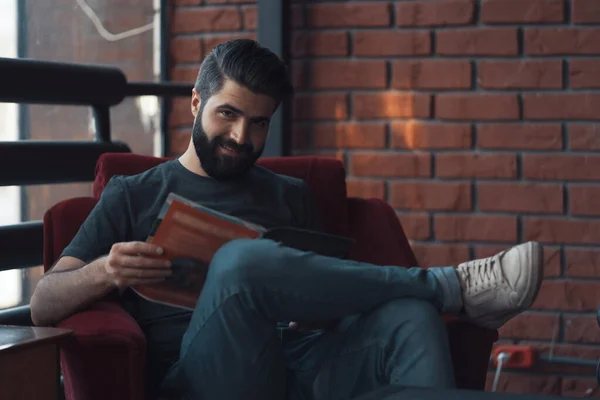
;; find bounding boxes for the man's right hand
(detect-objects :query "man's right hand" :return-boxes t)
[104,241,172,289]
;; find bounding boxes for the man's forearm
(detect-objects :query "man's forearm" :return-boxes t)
[30,257,115,326]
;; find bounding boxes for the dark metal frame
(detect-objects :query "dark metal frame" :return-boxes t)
[258,0,291,158]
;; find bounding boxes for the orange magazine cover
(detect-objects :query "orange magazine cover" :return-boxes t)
[134,193,354,310]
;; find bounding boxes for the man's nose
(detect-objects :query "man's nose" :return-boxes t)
[231,120,250,144]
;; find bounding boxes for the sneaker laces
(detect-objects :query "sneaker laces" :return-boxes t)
[457,255,503,295]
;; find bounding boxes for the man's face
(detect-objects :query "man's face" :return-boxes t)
[191,79,276,180]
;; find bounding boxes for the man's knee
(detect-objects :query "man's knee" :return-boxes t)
[205,238,282,289]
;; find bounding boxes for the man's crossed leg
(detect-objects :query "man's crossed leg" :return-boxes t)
[160,238,543,400]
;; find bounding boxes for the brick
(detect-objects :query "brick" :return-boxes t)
[390,181,472,211]
[485,373,561,395]
[478,123,563,150]
[171,66,198,84]
[562,378,600,398]
[436,94,519,120]
[391,122,472,150]
[570,59,600,89]
[572,0,600,23]
[435,214,517,242]
[293,94,348,121]
[478,60,562,89]
[312,122,386,149]
[308,2,390,28]
[392,60,471,90]
[524,217,600,245]
[481,0,564,24]
[566,248,600,278]
[437,28,518,56]
[203,33,256,55]
[396,213,431,241]
[169,98,193,127]
[354,31,431,56]
[498,313,560,340]
[475,245,561,277]
[172,8,242,34]
[291,5,304,28]
[564,315,600,343]
[532,281,600,311]
[544,246,563,277]
[395,0,475,27]
[291,32,348,57]
[570,185,600,216]
[437,153,517,179]
[570,124,600,150]
[353,93,431,120]
[350,153,431,178]
[346,179,385,200]
[523,154,600,180]
[311,60,386,89]
[170,37,203,64]
[478,182,563,214]
[411,243,470,268]
[242,6,256,29]
[525,28,600,55]
[523,93,600,120]
[170,129,191,155]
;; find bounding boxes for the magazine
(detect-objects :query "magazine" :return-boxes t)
[133,193,354,309]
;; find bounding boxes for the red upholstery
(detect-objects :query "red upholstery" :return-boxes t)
[43,153,498,400]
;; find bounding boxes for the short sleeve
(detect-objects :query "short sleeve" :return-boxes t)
[61,176,131,263]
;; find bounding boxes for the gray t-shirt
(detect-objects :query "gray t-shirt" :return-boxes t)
[61,159,322,385]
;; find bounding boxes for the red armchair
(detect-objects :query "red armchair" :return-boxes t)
[43,153,498,400]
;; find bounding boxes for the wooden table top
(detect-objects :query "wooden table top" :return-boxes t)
[0,325,73,353]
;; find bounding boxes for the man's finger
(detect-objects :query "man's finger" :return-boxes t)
[114,241,164,256]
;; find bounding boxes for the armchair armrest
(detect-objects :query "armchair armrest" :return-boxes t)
[56,301,147,400]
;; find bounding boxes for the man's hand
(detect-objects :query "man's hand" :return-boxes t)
[104,241,172,290]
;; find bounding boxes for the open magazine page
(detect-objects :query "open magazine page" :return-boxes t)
[133,193,263,309]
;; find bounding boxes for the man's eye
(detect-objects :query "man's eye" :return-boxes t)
[221,110,233,117]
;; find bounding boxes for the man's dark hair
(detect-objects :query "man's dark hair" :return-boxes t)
[194,39,293,107]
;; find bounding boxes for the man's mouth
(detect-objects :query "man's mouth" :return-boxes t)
[219,143,244,156]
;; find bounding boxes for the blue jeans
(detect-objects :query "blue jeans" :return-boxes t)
[160,238,461,400]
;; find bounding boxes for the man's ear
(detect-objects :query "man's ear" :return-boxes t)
[191,89,201,117]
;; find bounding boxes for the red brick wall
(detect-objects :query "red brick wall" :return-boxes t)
[169,0,600,395]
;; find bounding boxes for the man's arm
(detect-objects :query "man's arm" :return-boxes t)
[30,242,172,326]
[30,177,170,326]
[30,256,113,326]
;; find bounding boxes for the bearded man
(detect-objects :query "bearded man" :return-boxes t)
[30,39,544,400]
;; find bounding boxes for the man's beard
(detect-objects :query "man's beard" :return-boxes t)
[191,112,263,180]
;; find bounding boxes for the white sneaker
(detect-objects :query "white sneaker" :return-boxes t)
[456,241,544,330]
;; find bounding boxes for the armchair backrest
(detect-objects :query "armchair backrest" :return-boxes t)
[94,153,350,236]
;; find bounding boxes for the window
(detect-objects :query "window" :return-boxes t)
[0,0,161,309]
